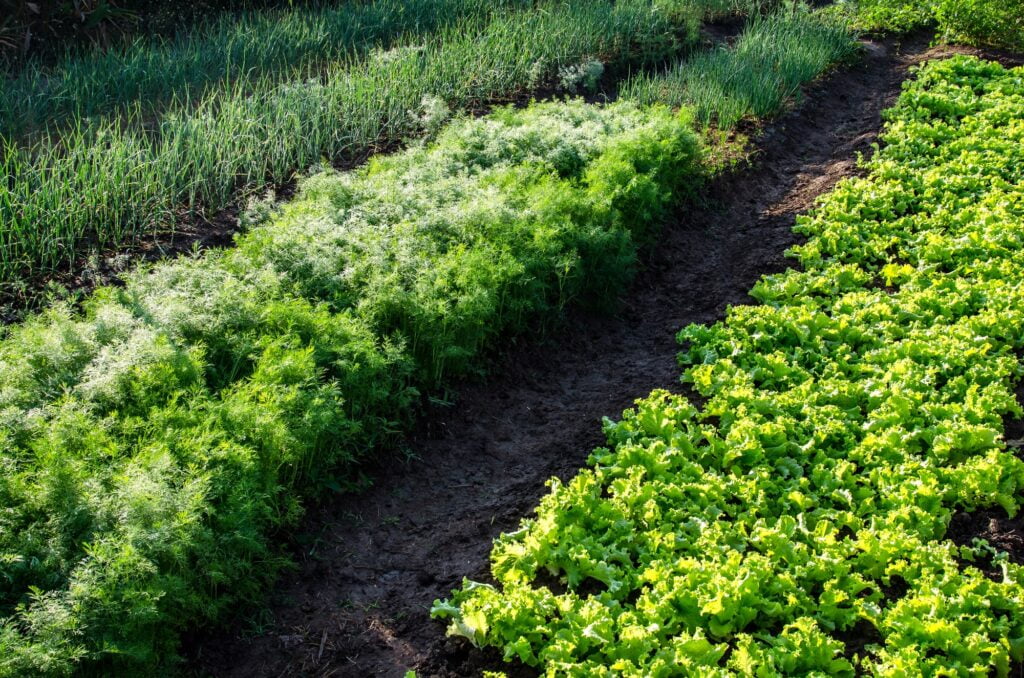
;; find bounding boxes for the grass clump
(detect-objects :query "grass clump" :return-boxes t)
[0,99,703,676]
[621,4,858,128]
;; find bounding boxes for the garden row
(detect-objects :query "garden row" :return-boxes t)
[1,0,712,294]
[624,8,856,128]
[434,55,1024,676]
[835,0,1022,51]
[0,0,581,136]
[0,97,704,677]
[0,0,776,135]
[0,6,857,675]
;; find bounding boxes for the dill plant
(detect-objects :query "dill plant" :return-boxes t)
[0,99,703,675]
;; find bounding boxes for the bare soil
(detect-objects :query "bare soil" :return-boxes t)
[187,37,1024,678]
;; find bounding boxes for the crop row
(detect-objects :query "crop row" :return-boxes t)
[0,0,699,292]
[0,100,703,675]
[434,55,1024,676]
[835,0,1022,51]
[0,0,538,137]
[622,7,855,128]
[1,0,779,136]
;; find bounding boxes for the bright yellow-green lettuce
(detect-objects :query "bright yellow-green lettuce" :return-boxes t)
[434,55,1024,676]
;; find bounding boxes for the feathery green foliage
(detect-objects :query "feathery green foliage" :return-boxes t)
[435,56,1024,676]
[0,100,703,676]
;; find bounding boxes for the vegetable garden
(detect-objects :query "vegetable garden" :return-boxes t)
[0,0,1022,675]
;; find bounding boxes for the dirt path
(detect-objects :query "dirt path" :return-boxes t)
[188,37,1018,678]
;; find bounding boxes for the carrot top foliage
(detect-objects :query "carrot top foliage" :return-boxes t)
[0,100,703,676]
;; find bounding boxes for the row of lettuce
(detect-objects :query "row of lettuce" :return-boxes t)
[434,56,1024,675]
[0,5,856,675]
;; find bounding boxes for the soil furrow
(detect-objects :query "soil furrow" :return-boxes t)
[188,36,1019,678]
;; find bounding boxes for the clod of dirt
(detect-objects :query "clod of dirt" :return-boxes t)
[947,509,1024,580]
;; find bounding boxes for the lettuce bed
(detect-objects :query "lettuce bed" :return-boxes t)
[0,100,702,675]
[434,56,1024,676]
